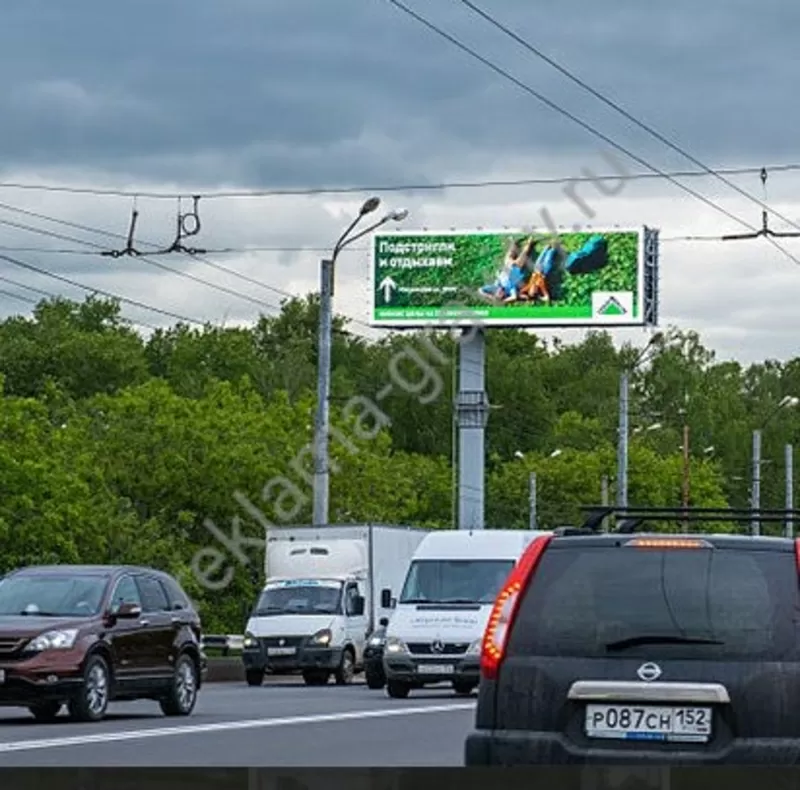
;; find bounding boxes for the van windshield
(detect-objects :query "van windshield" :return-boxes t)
[253,582,342,616]
[399,559,514,605]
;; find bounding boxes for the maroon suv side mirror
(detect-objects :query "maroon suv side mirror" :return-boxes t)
[114,603,142,619]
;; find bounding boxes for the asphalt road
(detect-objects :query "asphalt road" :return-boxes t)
[0,680,476,766]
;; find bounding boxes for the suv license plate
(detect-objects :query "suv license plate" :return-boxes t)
[418,664,454,674]
[267,647,296,656]
[585,704,712,742]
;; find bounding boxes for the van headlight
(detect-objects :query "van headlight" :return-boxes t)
[466,639,482,655]
[243,632,257,648]
[28,629,78,651]
[309,628,332,646]
[384,637,408,654]
[368,634,385,647]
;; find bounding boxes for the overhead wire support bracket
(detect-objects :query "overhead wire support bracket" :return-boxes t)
[722,168,800,241]
[158,195,207,255]
[101,201,143,258]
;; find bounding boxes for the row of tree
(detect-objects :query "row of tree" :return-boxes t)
[1,295,796,631]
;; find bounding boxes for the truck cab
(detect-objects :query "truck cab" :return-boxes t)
[380,529,550,698]
[243,539,367,686]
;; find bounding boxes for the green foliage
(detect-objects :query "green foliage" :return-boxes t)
[1,294,797,631]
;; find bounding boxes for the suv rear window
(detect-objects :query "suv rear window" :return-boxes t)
[507,543,800,661]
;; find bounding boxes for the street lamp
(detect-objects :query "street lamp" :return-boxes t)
[312,198,408,526]
[617,332,663,508]
[751,394,799,536]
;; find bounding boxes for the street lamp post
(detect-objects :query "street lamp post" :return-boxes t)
[616,333,662,509]
[750,395,799,536]
[312,199,409,527]
[786,443,794,538]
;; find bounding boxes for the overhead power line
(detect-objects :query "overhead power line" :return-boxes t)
[0,204,286,315]
[0,201,378,333]
[383,0,800,268]
[454,0,800,234]
[0,287,37,306]
[0,163,798,201]
[0,244,372,256]
[0,251,206,326]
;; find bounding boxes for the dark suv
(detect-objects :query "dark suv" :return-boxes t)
[466,509,800,765]
[0,564,207,723]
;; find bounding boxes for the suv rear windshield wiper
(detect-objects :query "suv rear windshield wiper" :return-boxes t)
[605,635,725,652]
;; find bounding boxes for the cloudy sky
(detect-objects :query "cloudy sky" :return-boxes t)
[0,0,799,363]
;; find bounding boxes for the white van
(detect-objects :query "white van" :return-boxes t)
[380,529,549,698]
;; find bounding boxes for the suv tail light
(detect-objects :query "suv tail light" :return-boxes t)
[480,534,552,680]
[794,538,800,573]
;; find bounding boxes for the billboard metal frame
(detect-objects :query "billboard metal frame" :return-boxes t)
[368,226,660,330]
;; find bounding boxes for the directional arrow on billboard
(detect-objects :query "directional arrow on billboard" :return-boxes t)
[378,276,397,303]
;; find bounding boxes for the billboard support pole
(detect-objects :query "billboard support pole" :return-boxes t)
[456,328,489,530]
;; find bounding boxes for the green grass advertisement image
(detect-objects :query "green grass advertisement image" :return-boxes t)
[370,228,654,328]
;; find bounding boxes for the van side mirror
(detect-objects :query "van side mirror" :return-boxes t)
[351,596,365,616]
[380,588,392,609]
[379,617,389,627]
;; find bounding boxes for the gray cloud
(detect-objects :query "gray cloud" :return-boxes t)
[1,0,798,187]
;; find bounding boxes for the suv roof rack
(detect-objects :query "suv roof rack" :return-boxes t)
[576,506,800,534]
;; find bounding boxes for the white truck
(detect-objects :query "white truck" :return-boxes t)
[380,528,550,698]
[241,524,428,687]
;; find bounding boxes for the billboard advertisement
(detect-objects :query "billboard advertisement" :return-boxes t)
[369,227,657,328]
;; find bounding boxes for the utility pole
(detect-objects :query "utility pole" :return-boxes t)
[616,371,629,508]
[312,259,334,527]
[786,443,794,538]
[751,429,762,536]
[681,423,690,530]
[528,472,537,530]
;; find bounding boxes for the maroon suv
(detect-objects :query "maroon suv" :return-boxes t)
[0,564,207,722]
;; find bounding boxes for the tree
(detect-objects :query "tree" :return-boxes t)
[0,296,148,399]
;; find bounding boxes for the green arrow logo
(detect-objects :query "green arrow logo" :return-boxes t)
[598,296,627,316]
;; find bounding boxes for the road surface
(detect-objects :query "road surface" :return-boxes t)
[0,681,475,766]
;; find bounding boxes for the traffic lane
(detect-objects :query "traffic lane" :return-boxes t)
[0,697,475,766]
[0,682,468,743]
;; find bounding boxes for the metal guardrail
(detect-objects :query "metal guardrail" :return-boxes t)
[201,634,244,654]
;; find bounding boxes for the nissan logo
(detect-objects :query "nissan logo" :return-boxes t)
[637,662,662,682]
[431,639,444,653]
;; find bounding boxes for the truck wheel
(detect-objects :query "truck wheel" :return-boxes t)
[302,670,329,686]
[334,649,355,685]
[365,665,385,690]
[245,669,264,687]
[386,679,410,699]
[453,680,476,696]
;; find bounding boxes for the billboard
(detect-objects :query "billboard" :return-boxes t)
[369,227,658,328]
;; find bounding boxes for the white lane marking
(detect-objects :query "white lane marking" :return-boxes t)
[0,702,476,754]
